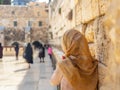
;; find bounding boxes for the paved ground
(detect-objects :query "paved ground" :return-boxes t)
[0,50,57,90]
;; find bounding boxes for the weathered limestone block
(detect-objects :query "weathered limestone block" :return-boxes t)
[93,16,111,90]
[98,64,109,90]
[94,17,109,64]
[81,0,92,23]
[75,24,87,35]
[99,0,111,15]
[91,0,99,20]
[101,0,120,90]
[88,43,95,57]
[75,0,82,25]
[85,22,94,43]
[81,0,99,23]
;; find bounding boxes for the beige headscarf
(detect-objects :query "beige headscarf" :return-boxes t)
[58,29,98,90]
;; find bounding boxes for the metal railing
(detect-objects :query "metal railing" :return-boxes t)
[3,46,24,56]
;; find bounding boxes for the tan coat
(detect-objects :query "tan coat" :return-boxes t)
[51,66,74,90]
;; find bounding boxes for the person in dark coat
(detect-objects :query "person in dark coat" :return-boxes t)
[39,45,45,63]
[0,43,3,59]
[14,44,19,60]
[24,43,33,68]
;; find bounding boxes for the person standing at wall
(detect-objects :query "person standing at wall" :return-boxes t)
[39,44,45,63]
[48,45,53,66]
[14,43,19,60]
[48,45,52,59]
[0,43,3,61]
[50,29,98,90]
[24,43,33,68]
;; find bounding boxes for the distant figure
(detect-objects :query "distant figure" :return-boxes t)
[48,45,52,60]
[47,45,53,66]
[14,44,19,60]
[24,43,33,68]
[46,44,49,49]
[44,44,46,49]
[39,45,45,63]
[0,43,3,59]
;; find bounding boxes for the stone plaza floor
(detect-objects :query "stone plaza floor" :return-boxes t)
[0,51,57,90]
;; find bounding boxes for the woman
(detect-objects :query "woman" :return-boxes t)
[47,45,52,59]
[14,44,19,60]
[24,43,33,68]
[0,43,3,59]
[50,29,98,90]
[48,45,54,66]
[39,45,45,63]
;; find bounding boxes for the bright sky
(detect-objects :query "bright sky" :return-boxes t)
[38,0,49,3]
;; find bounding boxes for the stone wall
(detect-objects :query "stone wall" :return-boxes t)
[0,2,48,45]
[3,27,25,45]
[31,27,48,43]
[75,0,120,90]
[100,0,120,90]
[49,0,120,90]
[72,1,111,89]
[48,0,75,47]
[75,0,118,90]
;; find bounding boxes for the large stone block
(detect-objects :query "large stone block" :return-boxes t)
[98,64,109,90]
[81,0,92,23]
[75,24,87,35]
[81,0,99,23]
[91,0,99,20]
[94,16,109,64]
[75,0,82,25]
[88,43,95,57]
[99,0,111,15]
[85,22,94,43]
[98,0,120,90]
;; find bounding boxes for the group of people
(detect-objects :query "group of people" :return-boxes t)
[38,44,53,63]
[0,42,53,69]
[23,43,53,68]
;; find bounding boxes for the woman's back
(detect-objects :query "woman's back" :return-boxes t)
[24,43,33,64]
[48,47,52,55]
[39,47,45,58]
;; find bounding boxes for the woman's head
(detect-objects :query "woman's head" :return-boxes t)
[61,29,92,58]
[27,43,31,47]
